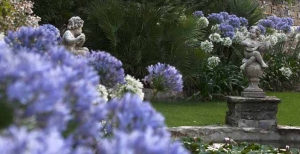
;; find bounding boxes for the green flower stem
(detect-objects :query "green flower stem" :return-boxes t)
[151,89,159,102]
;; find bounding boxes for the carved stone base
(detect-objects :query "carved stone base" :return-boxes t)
[225,96,281,129]
[241,91,266,98]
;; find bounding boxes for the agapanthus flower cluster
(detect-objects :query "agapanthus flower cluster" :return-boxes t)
[265,35,278,46]
[200,40,214,53]
[4,26,59,52]
[209,33,223,43]
[258,16,294,34]
[110,74,144,100]
[197,17,209,28]
[0,0,41,32]
[40,24,61,42]
[0,126,72,154]
[206,12,248,39]
[97,84,109,102]
[144,63,183,92]
[99,128,189,154]
[274,32,288,42]
[232,31,247,44]
[222,37,232,47]
[193,11,204,17]
[87,51,125,88]
[207,56,221,69]
[279,67,292,78]
[103,93,166,134]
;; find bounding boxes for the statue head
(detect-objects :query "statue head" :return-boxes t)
[67,16,84,35]
[249,26,261,39]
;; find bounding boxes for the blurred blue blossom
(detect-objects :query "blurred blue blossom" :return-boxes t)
[257,24,266,34]
[40,24,61,42]
[104,93,165,134]
[193,11,204,17]
[219,23,235,38]
[4,26,59,53]
[144,62,183,92]
[98,128,189,154]
[208,13,224,24]
[87,51,125,88]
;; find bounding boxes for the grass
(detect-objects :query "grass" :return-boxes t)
[151,92,300,127]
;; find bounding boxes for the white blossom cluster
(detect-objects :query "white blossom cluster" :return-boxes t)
[0,32,4,41]
[275,33,288,42]
[211,24,220,33]
[207,56,220,69]
[265,35,278,47]
[110,74,144,100]
[295,33,300,41]
[232,31,246,44]
[97,84,108,102]
[209,33,223,43]
[222,37,232,47]
[200,40,214,53]
[279,67,292,78]
[198,17,209,28]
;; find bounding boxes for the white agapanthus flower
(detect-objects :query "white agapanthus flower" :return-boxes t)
[232,31,246,44]
[0,32,4,41]
[200,40,214,53]
[97,84,108,102]
[240,26,248,34]
[275,33,287,42]
[298,53,300,60]
[209,33,223,43]
[207,56,220,69]
[295,33,300,41]
[279,67,292,78]
[222,37,232,47]
[265,35,278,47]
[258,35,266,42]
[110,74,144,99]
[198,17,209,28]
[211,24,220,33]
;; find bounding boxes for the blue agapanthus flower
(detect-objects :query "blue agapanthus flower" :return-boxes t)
[279,23,292,33]
[193,11,204,17]
[208,13,225,24]
[144,63,183,92]
[4,26,59,53]
[219,23,235,38]
[220,12,229,20]
[228,16,241,28]
[239,17,248,26]
[0,126,72,154]
[257,24,266,34]
[104,93,165,134]
[40,24,61,42]
[87,51,125,88]
[98,128,190,154]
[258,19,275,28]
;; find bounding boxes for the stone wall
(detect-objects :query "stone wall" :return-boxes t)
[256,0,300,25]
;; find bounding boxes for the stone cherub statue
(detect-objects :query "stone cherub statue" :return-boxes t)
[240,26,268,71]
[61,16,89,55]
[240,26,269,98]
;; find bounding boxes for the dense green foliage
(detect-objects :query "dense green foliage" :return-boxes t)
[183,0,265,26]
[261,37,300,91]
[84,0,201,82]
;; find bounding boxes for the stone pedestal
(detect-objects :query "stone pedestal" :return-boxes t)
[242,62,266,98]
[226,96,281,129]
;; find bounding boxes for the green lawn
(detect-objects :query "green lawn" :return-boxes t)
[152,92,300,127]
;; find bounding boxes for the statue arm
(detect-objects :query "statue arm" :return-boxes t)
[62,31,81,45]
